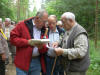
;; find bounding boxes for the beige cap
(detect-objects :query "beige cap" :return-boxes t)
[5,18,11,22]
[57,21,62,26]
[0,18,2,22]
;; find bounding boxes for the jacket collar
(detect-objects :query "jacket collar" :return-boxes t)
[24,17,46,38]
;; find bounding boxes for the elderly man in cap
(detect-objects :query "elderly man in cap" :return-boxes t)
[0,18,9,75]
[4,18,16,63]
[54,12,90,75]
[57,21,65,32]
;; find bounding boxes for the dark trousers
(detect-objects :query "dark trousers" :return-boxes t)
[42,55,59,75]
[0,56,5,75]
[58,56,64,75]
[42,55,64,75]
[59,65,64,75]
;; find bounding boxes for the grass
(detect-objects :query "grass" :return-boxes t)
[87,40,100,75]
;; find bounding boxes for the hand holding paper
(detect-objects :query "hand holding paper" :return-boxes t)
[28,39,45,49]
[28,39,35,46]
[52,41,59,48]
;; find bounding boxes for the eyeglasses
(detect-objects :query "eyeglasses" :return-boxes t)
[36,17,47,23]
[61,18,68,25]
[48,22,56,25]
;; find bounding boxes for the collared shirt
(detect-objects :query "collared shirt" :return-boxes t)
[47,28,59,57]
[62,23,88,60]
[32,20,41,56]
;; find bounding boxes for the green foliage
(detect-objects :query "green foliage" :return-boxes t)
[46,0,97,38]
[19,0,29,20]
[0,0,31,22]
[87,40,100,75]
[0,0,14,20]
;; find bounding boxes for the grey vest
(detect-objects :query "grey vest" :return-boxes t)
[64,24,90,72]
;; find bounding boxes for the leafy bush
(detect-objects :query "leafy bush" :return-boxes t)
[87,40,100,75]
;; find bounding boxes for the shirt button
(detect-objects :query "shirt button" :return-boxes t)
[64,40,66,43]
[67,32,69,35]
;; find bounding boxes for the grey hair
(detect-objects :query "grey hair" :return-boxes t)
[36,9,48,18]
[48,15,57,21]
[61,12,75,21]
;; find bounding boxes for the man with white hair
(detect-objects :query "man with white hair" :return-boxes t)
[54,12,90,75]
[4,18,16,63]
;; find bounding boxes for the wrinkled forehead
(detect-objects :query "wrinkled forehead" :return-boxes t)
[61,18,66,23]
[61,16,67,20]
[48,17,56,22]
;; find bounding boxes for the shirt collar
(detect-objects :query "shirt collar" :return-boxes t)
[66,22,77,35]
[50,27,59,33]
[32,19,35,26]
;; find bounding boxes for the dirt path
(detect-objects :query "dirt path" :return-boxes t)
[6,63,16,75]
[5,55,16,75]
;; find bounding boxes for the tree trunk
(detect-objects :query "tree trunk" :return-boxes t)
[95,0,98,48]
[17,0,20,21]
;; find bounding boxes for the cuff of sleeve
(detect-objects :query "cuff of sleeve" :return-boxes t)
[38,44,48,54]
[23,39,30,46]
[62,49,68,56]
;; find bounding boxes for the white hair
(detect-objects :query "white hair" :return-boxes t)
[61,12,75,21]
[0,18,2,22]
[5,18,11,22]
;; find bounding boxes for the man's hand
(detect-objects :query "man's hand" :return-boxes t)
[52,41,59,48]
[35,43,44,49]
[54,48,64,56]
[2,53,6,61]
[28,39,35,46]
[28,39,44,49]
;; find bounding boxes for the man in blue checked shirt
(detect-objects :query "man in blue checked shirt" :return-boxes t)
[43,15,65,75]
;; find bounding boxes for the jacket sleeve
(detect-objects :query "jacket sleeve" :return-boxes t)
[38,44,48,54]
[10,22,29,47]
[62,34,88,60]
